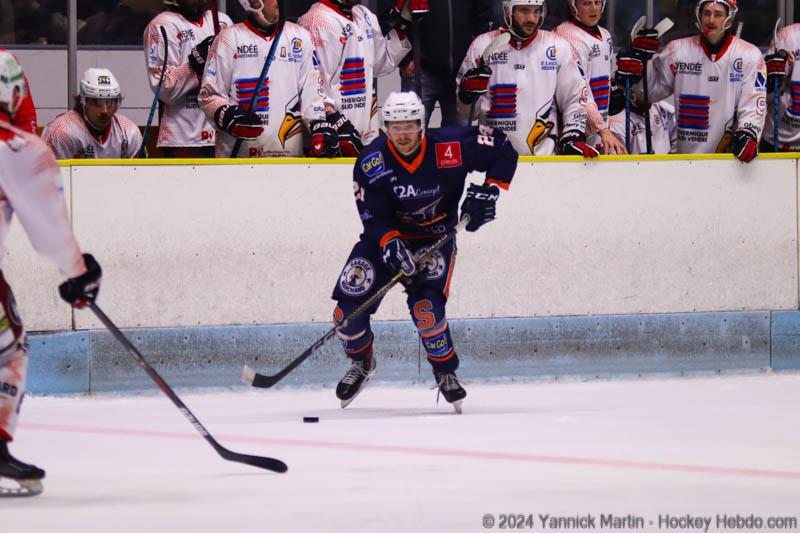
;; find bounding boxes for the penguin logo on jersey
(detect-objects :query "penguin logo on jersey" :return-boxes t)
[278,95,303,147]
[339,258,375,296]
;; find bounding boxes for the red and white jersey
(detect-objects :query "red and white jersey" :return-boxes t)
[144,10,233,148]
[0,50,37,134]
[42,110,143,160]
[0,121,85,278]
[198,21,326,157]
[457,29,589,156]
[639,34,767,154]
[609,101,676,155]
[554,20,614,134]
[765,23,800,149]
[298,0,411,144]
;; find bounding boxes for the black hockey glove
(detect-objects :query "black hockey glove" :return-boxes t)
[731,129,758,163]
[460,183,499,232]
[765,49,789,93]
[607,82,627,116]
[380,4,413,36]
[382,238,417,276]
[557,130,600,158]
[458,64,492,105]
[632,27,661,60]
[309,120,340,157]
[58,253,102,309]
[615,49,644,85]
[188,35,215,76]
[328,111,364,156]
[214,105,264,140]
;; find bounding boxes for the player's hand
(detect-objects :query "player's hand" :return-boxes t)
[615,49,643,85]
[189,35,215,76]
[327,111,363,156]
[607,81,627,116]
[632,28,660,60]
[458,63,492,105]
[765,50,789,91]
[215,105,264,140]
[599,128,627,155]
[558,130,600,158]
[731,129,758,163]
[59,254,102,309]
[381,4,412,36]
[460,183,499,232]
[309,120,340,157]
[382,238,417,276]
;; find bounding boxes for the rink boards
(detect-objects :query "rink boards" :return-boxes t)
[4,154,800,392]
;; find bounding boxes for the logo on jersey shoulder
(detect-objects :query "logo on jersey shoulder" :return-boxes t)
[673,62,703,76]
[178,29,196,42]
[361,152,385,178]
[730,57,744,82]
[435,142,463,169]
[282,38,303,62]
[546,46,556,61]
[236,44,259,59]
[339,258,375,296]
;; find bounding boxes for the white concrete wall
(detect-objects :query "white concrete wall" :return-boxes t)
[3,156,798,332]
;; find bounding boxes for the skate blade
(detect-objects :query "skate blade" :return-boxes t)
[452,400,463,414]
[0,477,43,497]
[339,375,374,409]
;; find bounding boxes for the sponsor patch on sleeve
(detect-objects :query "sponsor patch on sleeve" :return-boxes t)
[435,142,463,169]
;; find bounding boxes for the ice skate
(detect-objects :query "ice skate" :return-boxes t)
[336,356,377,408]
[0,442,45,497]
[432,371,467,414]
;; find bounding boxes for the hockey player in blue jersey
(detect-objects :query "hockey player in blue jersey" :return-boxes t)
[331,91,518,412]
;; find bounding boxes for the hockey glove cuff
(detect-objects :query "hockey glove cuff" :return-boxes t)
[460,183,499,232]
[59,253,102,309]
[615,49,644,85]
[632,28,660,59]
[328,111,364,156]
[382,238,417,276]
[188,35,215,76]
[215,105,264,140]
[458,64,492,105]
[309,120,340,157]
[558,130,600,158]
[765,50,789,92]
[731,130,758,163]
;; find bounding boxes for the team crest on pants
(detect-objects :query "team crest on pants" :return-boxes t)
[339,258,375,296]
[415,249,446,280]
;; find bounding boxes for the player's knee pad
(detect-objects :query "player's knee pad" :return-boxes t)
[333,303,374,361]
[0,347,28,441]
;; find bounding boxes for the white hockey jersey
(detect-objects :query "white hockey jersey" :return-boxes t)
[298,0,411,145]
[0,121,85,278]
[144,10,233,148]
[199,20,326,157]
[609,101,676,155]
[42,110,142,160]
[764,23,800,150]
[554,19,614,134]
[637,34,767,154]
[457,29,589,156]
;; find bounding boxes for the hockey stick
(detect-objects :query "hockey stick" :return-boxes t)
[625,16,647,154]
[210,0,220,34]
[773,18,783,152]
[230,22,283,158]
[243,216,470,388]
[468,32,511,127]
[139,26,168,158]
[89,302,288,473]
[642,17,674,154]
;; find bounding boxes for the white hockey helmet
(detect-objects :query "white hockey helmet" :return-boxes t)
[80,68,122,103]
[567,0,607,18]
[695,0,738,32]
[502,0,547,38]
[0,51,27,117]
[382,91,425,135]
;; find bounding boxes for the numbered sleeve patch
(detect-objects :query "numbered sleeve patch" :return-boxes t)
[435,142,463,169]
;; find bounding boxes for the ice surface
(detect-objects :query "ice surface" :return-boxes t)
[3,374,799,533]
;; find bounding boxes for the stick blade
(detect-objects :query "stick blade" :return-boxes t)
[654,17,674,38]
[217,447,288,473]
[631,15,647,41]
[241,365,257,385]
[481,32,511,62]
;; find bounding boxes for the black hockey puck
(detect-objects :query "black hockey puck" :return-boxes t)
[303,416,319,423]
